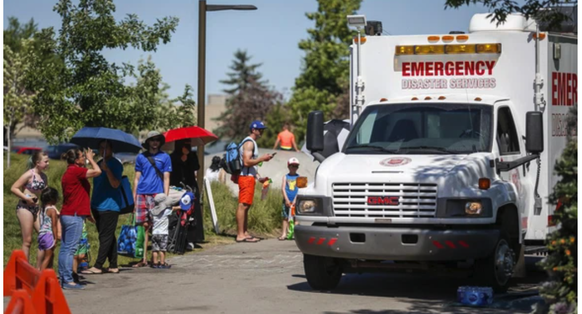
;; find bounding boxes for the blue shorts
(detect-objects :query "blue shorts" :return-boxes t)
[282,201,296,219]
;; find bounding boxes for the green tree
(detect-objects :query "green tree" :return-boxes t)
[214,50,282,143]
[28,0,181,143]
[256,102,290,148]
[3,18,46,148]
[534,107,577,314]
[4,42,37,168]
[287,0,361,141]
[4,17,37,53]
[445,0,577,31]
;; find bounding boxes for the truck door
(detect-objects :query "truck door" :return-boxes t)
[495,105,528,222]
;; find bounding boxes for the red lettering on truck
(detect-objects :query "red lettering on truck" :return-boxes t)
[402,61,496,77]
[552,72,578,106]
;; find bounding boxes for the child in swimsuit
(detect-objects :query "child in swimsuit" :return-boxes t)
[37,187,61,270]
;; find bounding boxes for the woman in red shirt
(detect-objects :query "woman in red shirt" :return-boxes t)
[58,148,101,290]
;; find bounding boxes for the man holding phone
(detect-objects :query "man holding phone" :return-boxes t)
[235,120,274,243]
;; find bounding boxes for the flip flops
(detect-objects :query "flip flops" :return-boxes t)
[278,236,287,241]
[236,237,260,243]
[132,261,149,268]
[81,267,102,274]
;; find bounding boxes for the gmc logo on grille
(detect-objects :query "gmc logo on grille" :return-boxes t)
[367,196,399,205]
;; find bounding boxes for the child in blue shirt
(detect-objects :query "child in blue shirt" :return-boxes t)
[279,157,300,240]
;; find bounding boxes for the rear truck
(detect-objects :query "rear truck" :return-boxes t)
[294,12,577,292]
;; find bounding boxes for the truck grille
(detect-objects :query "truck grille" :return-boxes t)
[332,182,438,218]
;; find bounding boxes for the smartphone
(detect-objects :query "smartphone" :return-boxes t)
[271,152,277,157]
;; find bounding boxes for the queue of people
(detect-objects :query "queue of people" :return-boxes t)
[10,120,302,289]
[9,131,203,289]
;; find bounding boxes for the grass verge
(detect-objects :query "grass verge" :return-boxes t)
[4,153,284,267]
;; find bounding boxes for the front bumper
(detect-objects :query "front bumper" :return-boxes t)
[294,225,499,261]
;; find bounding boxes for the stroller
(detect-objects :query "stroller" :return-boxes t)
[166,183,196,254]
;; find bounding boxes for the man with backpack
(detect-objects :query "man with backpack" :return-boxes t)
[132,131,172,267]
[235,121,274,243]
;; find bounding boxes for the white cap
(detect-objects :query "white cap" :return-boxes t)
[287,157,300,166]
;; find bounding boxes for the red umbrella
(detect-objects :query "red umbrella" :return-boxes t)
[163,126,219,147]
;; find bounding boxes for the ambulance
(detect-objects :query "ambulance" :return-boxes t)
[295,13,577,292]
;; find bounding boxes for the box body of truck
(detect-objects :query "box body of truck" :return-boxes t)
[295,13,577,292]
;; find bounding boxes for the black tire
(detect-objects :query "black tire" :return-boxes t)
[475,232,515,293]
[303,254,343,291]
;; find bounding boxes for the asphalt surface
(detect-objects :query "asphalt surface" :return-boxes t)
[46,239,545,314]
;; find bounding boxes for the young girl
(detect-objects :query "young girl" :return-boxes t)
[11,151,49,260]
[37,187,61,270]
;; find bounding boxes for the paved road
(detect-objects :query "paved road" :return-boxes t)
[62,239,543,314]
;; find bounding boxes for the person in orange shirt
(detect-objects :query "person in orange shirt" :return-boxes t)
[273,123,299,152]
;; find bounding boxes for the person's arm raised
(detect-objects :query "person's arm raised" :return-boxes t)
[85,149,102,178]
[101,159,121,188]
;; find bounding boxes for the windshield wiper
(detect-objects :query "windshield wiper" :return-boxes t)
[401,146,455,154]
[346,144,401,153]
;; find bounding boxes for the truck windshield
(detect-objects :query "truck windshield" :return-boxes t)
[344,103,492,154]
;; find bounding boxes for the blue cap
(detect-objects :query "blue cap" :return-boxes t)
[250,120,267,131]
[180,191,195,211]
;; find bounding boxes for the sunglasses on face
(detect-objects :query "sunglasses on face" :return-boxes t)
[150,137,163,142]
[290,165,299,168]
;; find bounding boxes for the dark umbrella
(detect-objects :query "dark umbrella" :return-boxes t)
[70,127,142,153]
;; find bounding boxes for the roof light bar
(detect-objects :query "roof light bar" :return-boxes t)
[395,43,501,55]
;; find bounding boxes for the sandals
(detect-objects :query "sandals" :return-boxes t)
[132,261,149,268]
[278,236,287,241]
[107,268,119,274]
[236,237,260,243]
[151,262,171,269]
[81,267,103,274]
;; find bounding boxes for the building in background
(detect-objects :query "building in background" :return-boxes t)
[205,94,227,133]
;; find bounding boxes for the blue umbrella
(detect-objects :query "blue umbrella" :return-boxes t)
[70,127,142,153]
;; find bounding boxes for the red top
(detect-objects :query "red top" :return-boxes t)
[61,164,90,216]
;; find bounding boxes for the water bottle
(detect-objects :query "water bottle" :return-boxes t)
[457,286,493,306]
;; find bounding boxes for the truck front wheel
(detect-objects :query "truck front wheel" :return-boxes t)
[475,233,515,293]
[303,254,343,290]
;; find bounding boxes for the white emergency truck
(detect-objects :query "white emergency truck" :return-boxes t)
[295,13,577,292]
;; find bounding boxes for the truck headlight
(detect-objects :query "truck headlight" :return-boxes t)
[295,196,331,216]
[439,198,492,218]
[298,200,317,214]
[465,202,483,215]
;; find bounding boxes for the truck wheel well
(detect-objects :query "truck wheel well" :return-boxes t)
[496,204,520,252]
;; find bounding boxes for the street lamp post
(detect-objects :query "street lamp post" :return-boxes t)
[197,0,257,191]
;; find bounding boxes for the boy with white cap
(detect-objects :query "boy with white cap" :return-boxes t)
[279,157,300,240]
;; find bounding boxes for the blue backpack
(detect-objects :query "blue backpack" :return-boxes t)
[221,138,253,175]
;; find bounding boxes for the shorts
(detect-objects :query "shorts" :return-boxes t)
[282,202,291,219]
[238,176,256,205]
[151,234,168,252]
[136,194,156,224]
[38,233,55,251]
[75,225,89,256]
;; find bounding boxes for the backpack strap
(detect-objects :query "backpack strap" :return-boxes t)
[143,152,164,181]
[238,138,255,171]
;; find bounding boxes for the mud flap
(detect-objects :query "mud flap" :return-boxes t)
[512,244,526,278]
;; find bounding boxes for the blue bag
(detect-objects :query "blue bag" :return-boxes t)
[221,138,253,175]
[117,215,138,257]
[118,176,134,215]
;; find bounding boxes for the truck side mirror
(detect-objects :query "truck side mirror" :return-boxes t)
[525,111,543,154]
[307,111,324,152]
